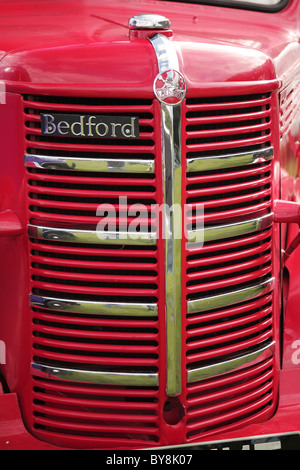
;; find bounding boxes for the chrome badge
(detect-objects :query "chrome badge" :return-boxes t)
[153,69,186,106]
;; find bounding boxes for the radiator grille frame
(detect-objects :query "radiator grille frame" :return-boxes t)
[22,86,280,449]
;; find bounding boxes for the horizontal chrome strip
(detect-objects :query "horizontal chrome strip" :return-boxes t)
[187,341,275,384]
[28,225,157,246]
[30,294,158,317]
[25,153,155,174]
[187,213,273,246]
[187,147,273,173]
[187,277,274,314]
[31,363,159,387]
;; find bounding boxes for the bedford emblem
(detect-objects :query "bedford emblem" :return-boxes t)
[41,113,139,139]
[153,69,186,105]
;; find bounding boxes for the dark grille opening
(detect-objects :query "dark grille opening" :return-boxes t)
[187,297,272,329]
[187,186,270,204]
[186,261,271,288]
[186,274,272,301]
[187,130,270,146]
[187,117,269,131]
[32,275,158,289]
[27,134,155,147]
[29,237,158,251]
[186,168,271,189]
[31,357,159,374]
[33,344,159,359]
[29,180,156,191]
[32,263,158,277]
[185,92,272,159]
[31,249,158,264]
[186,158,272,228]
[187,249,271,275]
[186,400,273,440]
[186,143,271,159]
[24,95,153,106]
[33,318,159,335]
[186,286,274,371]
[186,319,272,357]
[32,306,159,323]
[31,374,159,443]
[32,423,160,442]
[186,355,274,441]
[26,150,156,161]
[186,335,273,371]
[32,289,158,304]
[186,93,271,104]
[187,231,271,260]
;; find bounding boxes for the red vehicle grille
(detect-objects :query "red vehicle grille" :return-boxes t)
[24,95,163,448]
[31,376,160,446]
[182,92,277,441]
[186,355,275,440]
[22,91,278,448]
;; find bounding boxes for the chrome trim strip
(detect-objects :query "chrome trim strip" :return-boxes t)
[187,213,273,246]
[28,224,157,246]
[31,363,159,387]
[149,33,179,76]
[187,277,274,314]
[187,341,275,384]
[187,147,273,173]
[25,153,155,174]
[30,294,158,317]
[150,33,182,396]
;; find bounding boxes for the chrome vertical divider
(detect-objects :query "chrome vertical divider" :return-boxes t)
[149,34,183,396]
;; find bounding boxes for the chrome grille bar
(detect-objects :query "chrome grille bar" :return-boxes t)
[30,294,158,317]
[187,341,275,384]
[28,224,157,246]
[187,213,273,246]
[150,33,183,397]
[187,277,274,314]
[25,153,155,174]
[187,147,273,173]
[31,363,159,387]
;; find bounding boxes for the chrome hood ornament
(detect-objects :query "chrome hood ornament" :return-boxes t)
[128,14,171,29]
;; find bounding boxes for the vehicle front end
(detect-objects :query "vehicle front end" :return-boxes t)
[1,0,300,450]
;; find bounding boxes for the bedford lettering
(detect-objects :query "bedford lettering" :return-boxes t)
[41,113,139,139]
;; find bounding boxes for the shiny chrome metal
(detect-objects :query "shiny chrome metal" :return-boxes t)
[25,153,155,174]
[150,34,179,76]
[187,213,273,246]
[187,147,273,173]
[187,277,274,314]
[30,294,158,317]
[227,0,283,5]
[150,33,182,396]
[129,14,171,29]
[28,224,157,246]
[31,363,159,387]
[187,341,275,383]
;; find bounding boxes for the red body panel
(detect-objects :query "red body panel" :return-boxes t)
[0,0,300,450]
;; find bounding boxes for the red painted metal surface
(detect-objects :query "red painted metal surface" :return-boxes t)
[0,210,23,237]
[0,0,300,450]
